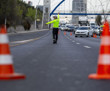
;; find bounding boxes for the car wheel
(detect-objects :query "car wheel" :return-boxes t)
[75,36,77,37]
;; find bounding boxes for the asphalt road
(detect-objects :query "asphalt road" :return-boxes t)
[0,30,110,91]
[9,30,49,42]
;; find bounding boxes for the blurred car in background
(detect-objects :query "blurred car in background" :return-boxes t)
[59,25,68,31]
[93,26,100,35]
[66,24,75,32]
[75,26,93,37]
[74,26,79,33]
[99,27,103,35]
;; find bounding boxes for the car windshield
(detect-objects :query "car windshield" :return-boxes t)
[94,27,98,29]
[91,23,95,25]
[67,26,74,28]
[61,25,65,27]
[78,27,90,30]
[91,26,95,28]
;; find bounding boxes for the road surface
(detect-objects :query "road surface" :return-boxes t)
[0,30,110,91]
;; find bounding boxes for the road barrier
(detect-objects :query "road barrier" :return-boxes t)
[0,25,26,80]
[89,21,110,79]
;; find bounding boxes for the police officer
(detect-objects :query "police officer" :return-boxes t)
[46,14,60,44]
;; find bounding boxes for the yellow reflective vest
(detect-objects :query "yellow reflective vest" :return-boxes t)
[46,14,60,28]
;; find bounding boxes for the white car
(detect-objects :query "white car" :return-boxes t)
[75,26,93,37]
[93,26,100,35]
[60,25,68,31]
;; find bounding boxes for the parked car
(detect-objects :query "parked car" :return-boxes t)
[75,26,93,37]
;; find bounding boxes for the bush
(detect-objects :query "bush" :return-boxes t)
[22,19,31,30]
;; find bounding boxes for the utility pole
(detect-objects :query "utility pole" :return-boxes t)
[35,6,38,29]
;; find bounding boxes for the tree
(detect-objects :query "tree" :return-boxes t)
[95,15,102,26]
[0,0,17,27]
[36,8,43,21]
[26,8,36,22]
[0,0,42,29]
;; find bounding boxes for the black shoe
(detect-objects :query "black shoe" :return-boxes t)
[53,40,56,44]
[55,41,57,44]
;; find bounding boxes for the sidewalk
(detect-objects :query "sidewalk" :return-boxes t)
[8,29,49,35]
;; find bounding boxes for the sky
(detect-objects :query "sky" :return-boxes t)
[23,0,110,13]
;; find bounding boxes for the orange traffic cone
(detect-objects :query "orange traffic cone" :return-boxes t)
[0,25,26,80]
[93,34,96,38]
[70,32,72,36]
[58,31,60,34]
[64,32,66,35]
[93,34,95,38]
[88,21,110,79]
[100,35,102,39]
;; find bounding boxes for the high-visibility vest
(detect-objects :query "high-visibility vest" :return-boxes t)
[46,14,60,28]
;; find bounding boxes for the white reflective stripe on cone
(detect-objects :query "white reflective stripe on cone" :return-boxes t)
[0,34,9,43]
[0,55,13,64]
[101,36,110,45]
[98,54,110,64]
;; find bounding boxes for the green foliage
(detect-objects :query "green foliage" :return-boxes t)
[0,0,17,25]
[0,0,43,29]
[95,15,102,26]
[26,8,36,20]
[36,8,43,21]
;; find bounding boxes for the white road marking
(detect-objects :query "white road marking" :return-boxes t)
[11,39,34,43]
[76,43,80,44]
[84,46,91,49]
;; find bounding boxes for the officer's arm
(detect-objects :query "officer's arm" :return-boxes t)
[46,20,56,24]
[58,14,60,19]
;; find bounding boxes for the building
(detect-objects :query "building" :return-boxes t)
[42,0,51,29]
[72,0,87,24]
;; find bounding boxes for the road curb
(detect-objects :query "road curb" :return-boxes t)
[8,29,49,35]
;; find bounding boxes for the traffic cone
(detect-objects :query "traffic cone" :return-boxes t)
[93,33,97,38]
[64,32,66,35]
[95,34,97,38]
[100,35,102,39]
[88,21,110,79]
[58,31,60,34]
[0,25,26,80]
[93,34,95,38]
[70,32,72,36]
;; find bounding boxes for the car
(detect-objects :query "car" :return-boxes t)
[58,25,62,30]
[99,27,103,35]
[74,26,79,33]
[60,25,68,31]
[93,26,101,35]
[66,25,75,32]
[75,26,93,37]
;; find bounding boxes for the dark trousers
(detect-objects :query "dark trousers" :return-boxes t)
[52,28,59,42]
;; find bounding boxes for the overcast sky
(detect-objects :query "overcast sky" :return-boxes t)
[24,0,110,13]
